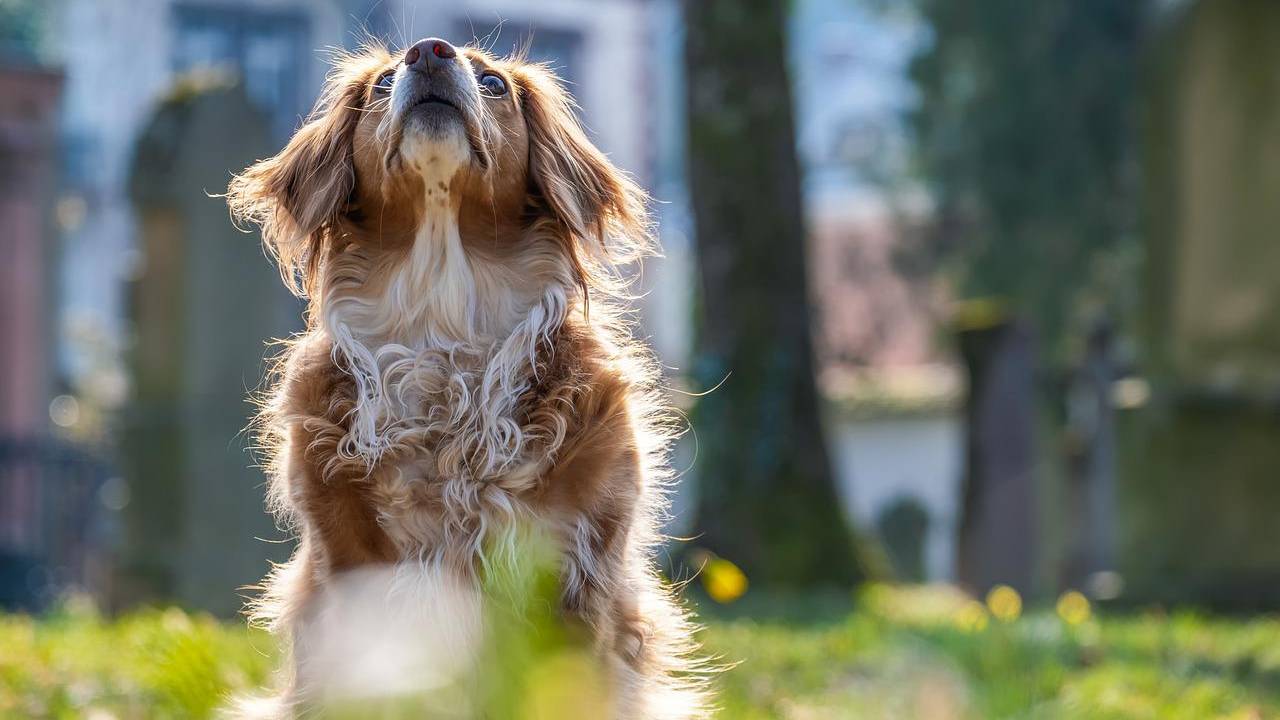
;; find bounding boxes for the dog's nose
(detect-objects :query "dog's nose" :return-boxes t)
[404,38,457,71]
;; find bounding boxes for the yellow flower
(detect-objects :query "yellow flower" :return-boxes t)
[954,600,989,633]
[985,585,1022,623]
[1056,590,1092,626]
[702,557,748,604]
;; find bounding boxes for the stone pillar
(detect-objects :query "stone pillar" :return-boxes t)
[956,318,1038,597]
[0,64,63,610]
[0,65,62,437]
[122,76,298,615]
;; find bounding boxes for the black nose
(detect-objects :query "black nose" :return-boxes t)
[404,38,457,71]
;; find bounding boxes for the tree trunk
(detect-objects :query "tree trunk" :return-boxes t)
[682,0,864,588]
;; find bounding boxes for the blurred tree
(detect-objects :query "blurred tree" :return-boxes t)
[909,0,1148,595]
[682,0,866,588]
[909,0,1147,354]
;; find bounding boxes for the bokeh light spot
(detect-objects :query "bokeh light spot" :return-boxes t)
[702,557,748,604]
[953,600,989,633]
[1057,590,1092,626]
[985,585,1022,622]
[49,394,81,428]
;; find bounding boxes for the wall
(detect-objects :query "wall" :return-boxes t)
[1124,0,1280,609]
[830,413,963,581]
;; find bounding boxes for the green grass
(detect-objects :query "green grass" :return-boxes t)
[705,586,1280,719]
[2,586,1279,718]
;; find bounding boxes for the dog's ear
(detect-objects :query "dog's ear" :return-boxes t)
[519,67,651,295]
[228,62,370,296]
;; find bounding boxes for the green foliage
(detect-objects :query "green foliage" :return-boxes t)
[472,533,609,719]
[909,0,1147,358]
[5,586,1280,718]
[0,602,275,719]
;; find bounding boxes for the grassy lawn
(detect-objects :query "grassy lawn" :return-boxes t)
[2,585,1278,719]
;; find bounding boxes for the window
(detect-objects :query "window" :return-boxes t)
[172,5,309,140]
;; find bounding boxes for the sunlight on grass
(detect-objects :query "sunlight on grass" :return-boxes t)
[3,585,1280,718]
[704,585,1280,719]
[0,601,275,718]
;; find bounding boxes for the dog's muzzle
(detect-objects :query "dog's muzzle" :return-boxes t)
[389,37,490,170]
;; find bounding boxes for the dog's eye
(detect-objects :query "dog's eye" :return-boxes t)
[478,72,507,97]
[374,70,396,93]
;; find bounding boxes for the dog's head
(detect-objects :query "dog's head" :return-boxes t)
[228,37,648,300]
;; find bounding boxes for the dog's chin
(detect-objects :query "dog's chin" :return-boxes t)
[397,110,472,178]
[396,102,491,179]
[403,100,465,138]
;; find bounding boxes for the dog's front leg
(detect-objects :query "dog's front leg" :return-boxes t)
[542,406,667,717]
[271,332,400,573]
[254,334,401,715]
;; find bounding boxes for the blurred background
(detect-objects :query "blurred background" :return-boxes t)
[2,0,1280,716]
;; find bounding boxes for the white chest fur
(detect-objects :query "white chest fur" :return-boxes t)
[316,142,573,560]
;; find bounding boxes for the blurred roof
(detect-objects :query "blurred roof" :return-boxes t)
[810,196,959,416]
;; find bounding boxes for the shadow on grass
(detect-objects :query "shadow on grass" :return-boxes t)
[688,588,856,627]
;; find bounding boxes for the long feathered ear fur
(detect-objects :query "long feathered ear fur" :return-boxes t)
[518,65,653,301]
[227,50,387,297]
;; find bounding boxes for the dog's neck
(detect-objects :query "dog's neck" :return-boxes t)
[386,188,488,344]
[317,151,574,470]
[325,148,506,347]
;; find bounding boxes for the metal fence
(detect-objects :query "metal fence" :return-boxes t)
[0,436,115,611]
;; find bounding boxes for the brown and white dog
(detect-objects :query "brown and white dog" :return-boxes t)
[227,38,706,718]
